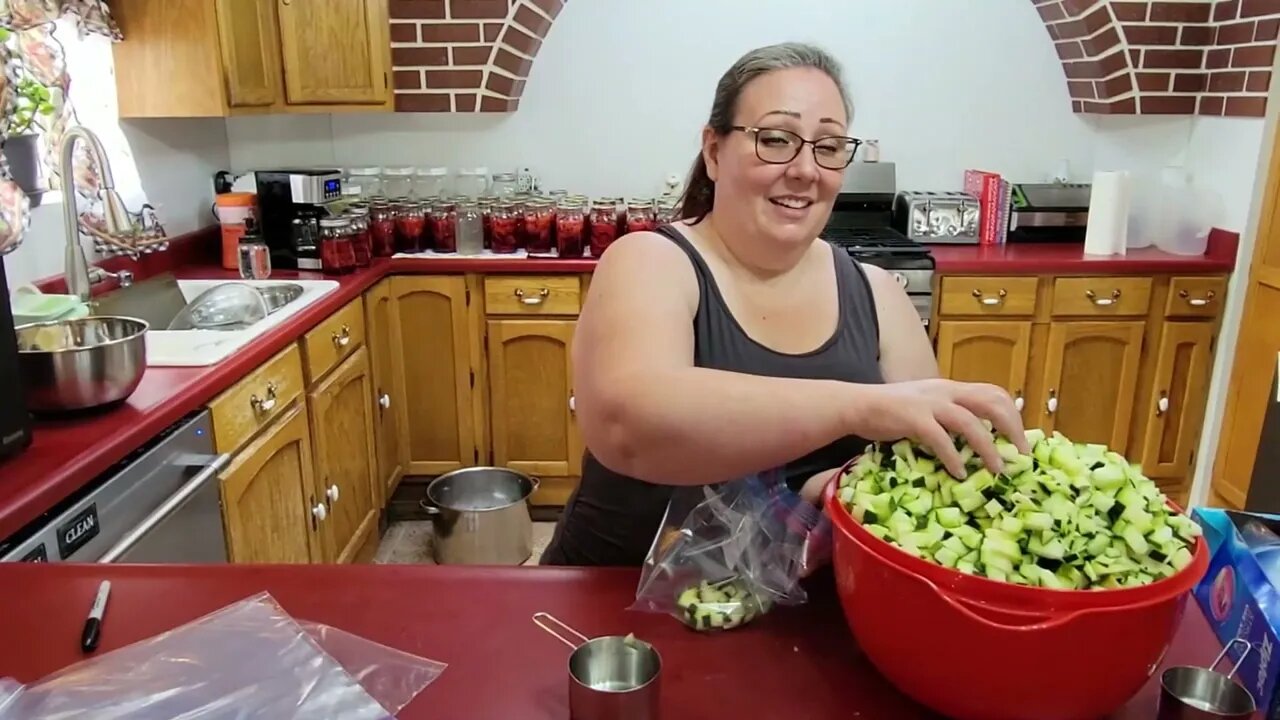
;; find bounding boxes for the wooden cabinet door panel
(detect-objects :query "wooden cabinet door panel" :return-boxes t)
[1136,322,1214,479]
[1039,321,1145,451]
[365,281,406,499]
[309,347,379,563]
[214,0,281,107]
[487,320,580,478]
[392,276,476,475]
[276,0,387,104]
[1215,283,1280,506]
[220,402,321,563]
[936,320,1032,420]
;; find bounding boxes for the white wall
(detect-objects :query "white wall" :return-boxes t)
[227,0,1260,225]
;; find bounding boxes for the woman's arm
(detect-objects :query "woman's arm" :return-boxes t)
[574,235,1026,486]
[862,263,940,383]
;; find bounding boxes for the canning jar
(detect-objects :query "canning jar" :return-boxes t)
[491,172,518,199]
[456,201,483,255]
[455,167,490,199]
[556,199,585,258]
[319,217,357,275]
[656,197,679,225]
[370,201,397,257]
[478,195,497,248]
[412,166,449,200]
[626,198,657,234]
[612,197,627,237]
[589,197,619,257]
[490,201,520,254]
[346,167,382,198]
[382,166,414,199]
[345,206,373,267]
[523,200,554,253]
[394,200,426,253]
[431,202,458,253]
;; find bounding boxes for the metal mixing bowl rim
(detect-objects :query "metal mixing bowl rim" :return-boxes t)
[14,315,150,355]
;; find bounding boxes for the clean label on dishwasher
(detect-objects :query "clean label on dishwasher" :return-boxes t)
[56,504,99,559]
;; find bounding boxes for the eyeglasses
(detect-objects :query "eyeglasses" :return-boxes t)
[730,126,862,170]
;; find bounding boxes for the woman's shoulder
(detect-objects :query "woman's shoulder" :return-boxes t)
[590,228,701,307]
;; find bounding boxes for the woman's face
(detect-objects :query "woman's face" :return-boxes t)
[704,67,850,249]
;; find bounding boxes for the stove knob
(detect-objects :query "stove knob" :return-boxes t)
[892,272,908,290]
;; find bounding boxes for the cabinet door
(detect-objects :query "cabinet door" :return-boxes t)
[220,402,323,563]
[1215,283,1280,507]
[392,276,477,475]
[214,0,281,107]
[1135,322,1214,480]
[365,281,406,499]
[275,0,388,105]
[936,320,1032,420]
[1038,321,1145,451]
[309,346,380,563]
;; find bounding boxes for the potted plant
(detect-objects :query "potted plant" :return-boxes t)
[1,29,56,207]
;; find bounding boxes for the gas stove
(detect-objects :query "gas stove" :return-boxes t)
[824,164,935,326]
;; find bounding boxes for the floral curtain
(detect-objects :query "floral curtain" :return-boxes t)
[0,0,166,257]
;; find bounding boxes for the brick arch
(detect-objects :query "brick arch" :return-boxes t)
[1033,0,1278,117]
[389,0,563,112]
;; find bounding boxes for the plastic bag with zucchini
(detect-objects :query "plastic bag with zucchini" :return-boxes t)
[630,469,828,631]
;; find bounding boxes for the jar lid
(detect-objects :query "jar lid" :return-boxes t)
[492,172,517,181]
[383,166,414,176]
[348,166,381,176]
[345,206,370,217]
[479,194,499,202]
[495,201,517,210]
[416,166,448,176]
[320,216,352,228]
[458,167,489,176]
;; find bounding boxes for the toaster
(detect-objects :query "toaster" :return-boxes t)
[893,191,982,244]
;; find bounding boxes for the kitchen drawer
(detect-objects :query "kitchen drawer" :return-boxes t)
[210,343,306,454]
[1051,277,1152,317]
[938,276,1039,316]
[484,275,581,316]
[1164,276,1227,318]
[302,298,366,384]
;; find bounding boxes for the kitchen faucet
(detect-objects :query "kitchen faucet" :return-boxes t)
[59,126,136,302]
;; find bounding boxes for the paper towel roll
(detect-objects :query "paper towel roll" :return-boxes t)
[1084,170,1131,256]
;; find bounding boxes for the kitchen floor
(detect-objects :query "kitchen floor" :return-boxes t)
[374,521,557,566]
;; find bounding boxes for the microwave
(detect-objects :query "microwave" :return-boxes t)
[0,256,32,461]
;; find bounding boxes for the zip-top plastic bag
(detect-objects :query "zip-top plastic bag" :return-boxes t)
[631,469,830,632]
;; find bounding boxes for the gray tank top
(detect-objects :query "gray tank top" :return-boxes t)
[540,224,885,566]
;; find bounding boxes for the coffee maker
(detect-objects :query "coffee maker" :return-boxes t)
[0,256,32,461]
[254,169,343,270]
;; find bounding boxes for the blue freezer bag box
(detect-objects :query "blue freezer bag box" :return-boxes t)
[1191,507,1280,717]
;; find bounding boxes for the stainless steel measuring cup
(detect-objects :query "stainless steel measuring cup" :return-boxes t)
[532,611,662,720]
[1157,638,1257,719]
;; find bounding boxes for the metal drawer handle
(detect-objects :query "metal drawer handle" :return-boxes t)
[332,324,352,349]
[1179,289,1216,307]
[378,392,391,410]
[515,287,550,306]
[1013,390,1024,413]
[249,381,279,415]
[972,288,1007,306]
[1156,390,1169,416]
[1085,289,1122,306]
[1046,389,1058,415]
[98,454,232,563]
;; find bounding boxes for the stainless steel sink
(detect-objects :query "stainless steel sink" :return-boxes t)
[257,283,304,314]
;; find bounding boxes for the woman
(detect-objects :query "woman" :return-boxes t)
[541,42,1026,567]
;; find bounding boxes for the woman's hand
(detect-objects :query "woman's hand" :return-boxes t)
[853,380,1028,479]
[799,468,840,505]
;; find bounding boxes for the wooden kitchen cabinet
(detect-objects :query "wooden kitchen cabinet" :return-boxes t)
[220,402,324,563]
[486,320,582,506]
[1036,321,1144,452]
[111,0,391,118]
[935,320,1032,420]
[307,346,380,563]
[365,280,407,499]
[391,276,480,475]
[1133,322,1215,483]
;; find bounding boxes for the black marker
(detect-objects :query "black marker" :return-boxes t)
[80,580,111,653]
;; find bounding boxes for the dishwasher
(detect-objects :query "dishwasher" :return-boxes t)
[0,409,231,563]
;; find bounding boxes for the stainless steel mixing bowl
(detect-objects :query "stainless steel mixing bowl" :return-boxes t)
[15,315,148,413]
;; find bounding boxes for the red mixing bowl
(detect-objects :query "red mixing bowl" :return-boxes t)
[822,461,1210,720]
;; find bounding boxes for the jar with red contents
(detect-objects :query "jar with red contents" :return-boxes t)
[344,206,373,267]
[478,195,497,249]
[589,198,619,257]
[319,216,357,275]
[370,201,397,257]
[490,201,520,254]
[394,200,426,253]
[555,199,586,258]
[626,198,657,234]
[430,202,458,253]
[612,197,627,237]
[523,200,554,253]
[656,197,679,226]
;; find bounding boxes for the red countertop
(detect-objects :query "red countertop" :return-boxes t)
[0,227,1240,541]
[0,563,1225,719]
